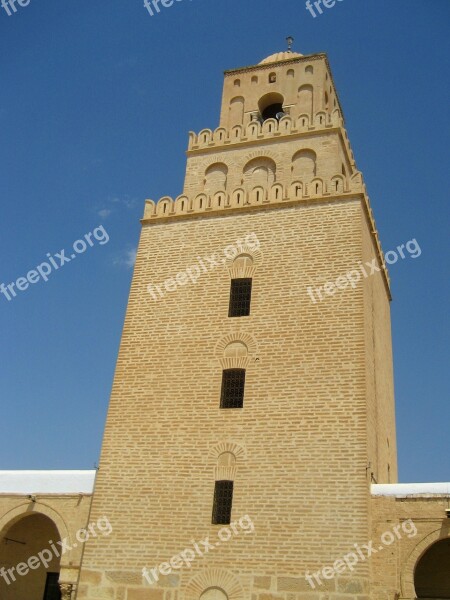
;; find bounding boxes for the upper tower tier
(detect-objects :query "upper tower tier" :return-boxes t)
[219,50,343,130]
[142,48,389,295]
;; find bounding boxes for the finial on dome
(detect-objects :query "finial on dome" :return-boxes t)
[286,36,294,53]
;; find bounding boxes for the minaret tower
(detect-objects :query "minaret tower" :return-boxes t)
[77,44,397,600]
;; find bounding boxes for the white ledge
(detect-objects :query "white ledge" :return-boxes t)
[371,482,450,498]
[0,470,96,495]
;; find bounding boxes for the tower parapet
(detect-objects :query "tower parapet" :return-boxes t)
[145,173,360,220]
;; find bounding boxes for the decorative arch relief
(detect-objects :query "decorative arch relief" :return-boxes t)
[209,441,246,462]
[201,588,228,600]
[184,569,245,600]
[224,244,263,276]
[211,441,246,481]
[215,333,258,368]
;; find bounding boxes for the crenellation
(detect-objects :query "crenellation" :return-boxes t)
[187,111,344,152]
[143,174,361,221]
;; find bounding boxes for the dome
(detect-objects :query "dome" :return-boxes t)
[259,51,303,65]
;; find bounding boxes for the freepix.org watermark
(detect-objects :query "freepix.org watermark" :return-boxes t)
[306,0,344,18]
[307,238,421,304]
[0,516,112,586]
[305,519,418,589]
[0,225,110,303]
[143,0,191,17]
[142,515,254,585]
[1,0,31,16]
[147,233,260,301]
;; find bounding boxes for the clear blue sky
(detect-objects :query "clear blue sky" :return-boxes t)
[0,0,448,482]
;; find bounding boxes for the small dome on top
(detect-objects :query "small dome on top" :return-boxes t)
[259,51,303,65]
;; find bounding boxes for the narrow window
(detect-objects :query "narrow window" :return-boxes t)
[220,369,245,409]
[228,278,252,317]
[212,480,234,524]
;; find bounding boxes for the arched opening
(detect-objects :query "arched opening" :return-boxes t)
[258,92,285,122]
[415,538,450,598]
[0,513,62,600]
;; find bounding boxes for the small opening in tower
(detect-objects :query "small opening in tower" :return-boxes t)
[258,93,285,122]
[262,103,283,121]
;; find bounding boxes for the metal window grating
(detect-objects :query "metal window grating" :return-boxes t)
[228,278,252,317]
[212,480,234,525]
[220,369,245,409]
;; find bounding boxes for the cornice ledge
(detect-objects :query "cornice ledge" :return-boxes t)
[224,53,328,76]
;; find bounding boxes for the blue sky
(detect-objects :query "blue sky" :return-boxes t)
[0,0,448,482]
